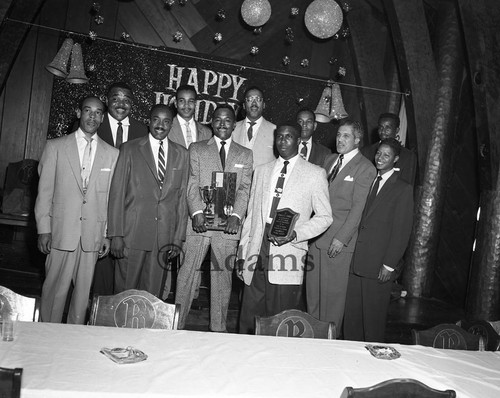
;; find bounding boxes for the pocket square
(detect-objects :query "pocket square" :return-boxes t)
[234,164,244,168]
[100,168,111,171]
[344,175,354,181]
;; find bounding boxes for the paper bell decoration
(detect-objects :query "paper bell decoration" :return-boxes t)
[305,0,343,39]
[66,43,89,84]
[241,0,272,27]
[314,83,348,123]
[45,38,74,78]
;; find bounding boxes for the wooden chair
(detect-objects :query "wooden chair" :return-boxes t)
[0,286,39,321]
[88,289,179,329]
[0,367,22,398]
[255,309,336,339]
[458,319,500,351]
[411,323,485,350]
[340,378,456,397]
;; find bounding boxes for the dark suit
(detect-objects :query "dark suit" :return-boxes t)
[361,142,417,185]
[308,141,331,167]
[175,137,253,332]
[344,171,413,342]
[92,114,148,296]
[108,136,189,297]
[306,151,376,336]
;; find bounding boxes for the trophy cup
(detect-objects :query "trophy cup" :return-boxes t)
[199,185,216,225]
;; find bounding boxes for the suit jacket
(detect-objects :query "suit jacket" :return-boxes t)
[308,141,331,167]
[351,172,414,278]
[239,157,333,285]
[98,114,147,147]
[186,137,253,240]
[313,151,376,253]
[167,117,212,148]
[232,117,277,168]
[107,136,189,250]
[35,132,119,252]
[361,142,417,185]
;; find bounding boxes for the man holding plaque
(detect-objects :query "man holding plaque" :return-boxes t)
[175,104,253,333]
[237,122,332,334]
[306,119,376,337]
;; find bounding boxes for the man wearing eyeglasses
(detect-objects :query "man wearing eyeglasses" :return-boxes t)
[232,86,277,168]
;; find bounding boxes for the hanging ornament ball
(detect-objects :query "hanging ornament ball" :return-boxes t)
[89,30,98,41]
[253,27,262,35]
[250,46,259,55]
[241,0,272,27]
[94,15,104,25]
[164,0,175,7]
[214,32,223,43]
[282,56,290,66]
[300,59,310,68]
[173,31,183,42]
[290,7,299,17]
[305,0,343,39]
[216,9,226,21]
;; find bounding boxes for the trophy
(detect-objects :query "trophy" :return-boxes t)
[199,185,216,225]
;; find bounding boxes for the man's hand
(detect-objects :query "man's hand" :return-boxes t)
[269,230,297,247]
[378,266,392,283]
[235,258,245,281]
[327,238,344,258]
[224,215,240,234]
[192,213,207,233]
[166,245,181,260]
[37,233,52,254]
[99,238,111,258]
[110,237,125,258]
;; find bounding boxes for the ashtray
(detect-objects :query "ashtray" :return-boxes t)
[100,346,148,364]
[365,344,401,360]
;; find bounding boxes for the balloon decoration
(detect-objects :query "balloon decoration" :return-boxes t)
[241,0,272,27]
[304,0,343,39]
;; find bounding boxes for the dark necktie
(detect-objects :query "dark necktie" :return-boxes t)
[247,121,256,141]
[328,154,344,183]
[269,161,289,219]
[365,175,382,211]
[158,140,166,183]
[300,142,308,159]
[220,141,226,170]
[116,121,123,148]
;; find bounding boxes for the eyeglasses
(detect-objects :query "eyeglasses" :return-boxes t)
[245,96,263,103]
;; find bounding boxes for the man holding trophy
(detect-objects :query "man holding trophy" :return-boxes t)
[175,104,253,333]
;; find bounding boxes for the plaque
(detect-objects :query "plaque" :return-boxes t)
[199,172,237,231]
[269,208,299,241]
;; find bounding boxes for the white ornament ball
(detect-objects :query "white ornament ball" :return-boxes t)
[305,0,343,39]
[241,0,272,27]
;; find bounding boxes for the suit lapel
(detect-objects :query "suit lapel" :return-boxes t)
[260,161,275,223]
[207,137,223,171]
[88,136,105,188]
[364,172,398,218]
[65,134,84,193]
[160,142,177,198]
[225,141,240,170]
[138,137,160,185]
[330,152,362,188]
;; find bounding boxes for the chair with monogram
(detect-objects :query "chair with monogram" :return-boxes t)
[0,286,39,322]
[340,378,456,397]
[89,289,179,329]
[457,319,500,351]
[411,323,485,351]
[255,309,336,339]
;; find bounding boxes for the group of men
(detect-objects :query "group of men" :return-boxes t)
[35,81,415,342]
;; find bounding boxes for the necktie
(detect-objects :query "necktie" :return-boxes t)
[247,121,256,141]
[116,121,123,148]
[269,161,289,219]
[81,136,92,192]
[300,142,308,160]
[158,140,166,183]
[365,175,382,211]
[220,141,226,170]
[185,122,193,147]
[328,154,344,183]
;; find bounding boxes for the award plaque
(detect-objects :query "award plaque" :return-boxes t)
[269,208,299,241]
[199,172,237,231]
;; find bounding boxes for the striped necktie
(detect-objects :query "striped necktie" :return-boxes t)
[158,140,166,184]
[328,154,343,183]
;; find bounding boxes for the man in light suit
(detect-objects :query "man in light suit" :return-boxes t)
[232,86,277,168]
[361,112,417,185]
[306,119,376,337]
[108,104,189,297]
[238,122,333,334]
[91,82,148,296]
[175,104,253,332]
[35,96,119,324]
[168,84,212,148]
[344,138,413,342]
[296,108,331,166]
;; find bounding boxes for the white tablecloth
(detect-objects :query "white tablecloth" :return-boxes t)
[1,322,499,397]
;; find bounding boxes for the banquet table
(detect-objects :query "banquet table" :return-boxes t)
[1,322,499,398]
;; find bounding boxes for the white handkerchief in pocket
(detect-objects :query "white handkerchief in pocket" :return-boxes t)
[344,175,354,181]
[234,164,244,168]
[101,168,111,172]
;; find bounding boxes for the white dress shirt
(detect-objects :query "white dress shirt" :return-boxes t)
[108,114,130,145]
[76,128,97,169]
[241,116,263,149]
[149,133,169,176]
[177,115,197,146]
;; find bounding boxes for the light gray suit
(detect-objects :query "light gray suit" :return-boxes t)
[175,137,253,332]
[232,117,276,168]
[167,117,212,148]
[35,132,119,324]
[307,151,376,335]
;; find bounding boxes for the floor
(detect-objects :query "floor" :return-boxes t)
[0,236,465,344]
